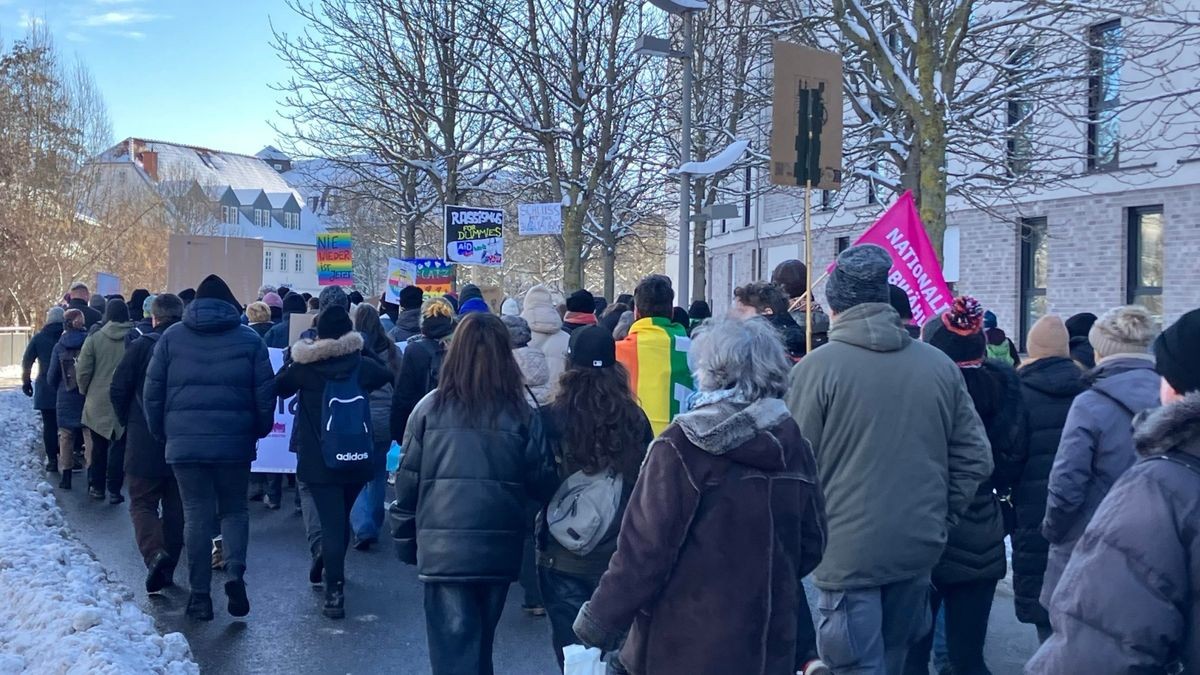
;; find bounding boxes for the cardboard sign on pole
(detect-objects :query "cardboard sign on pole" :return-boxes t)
[168,234,264,307]
[770,41,843,190]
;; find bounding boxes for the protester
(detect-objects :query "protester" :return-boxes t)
[889,284,921,338]
[906,296,1027,675]
[670,306,690,335]
[1027,308,1200,673]
[88,293,107,316]
[1011,315,1085,642]
[615,293,634,310]
[575,318,827,675]
[307,296,320,311]
[264,292,309,348]
[109,294,185,595]
[501,297,521,317]
[347,290,364,307]
[388,285,425,343]
[1039,305,1160,611]
[457,283,489,315]
[389,299,455,444]
[533,326,652,670]
[246,302,273,338]
[1065,311,1098,369]
[441,293,459,313]
[127,289,149,322]
[391,312,557,675]
[562,290,597,334]
[47,310,88,489]
[612,311,635,341]
[786,244,992,674]
[615,275,694,435]
[687,300,711,332]
[178,288,196,306]
[257,284,277,301]
[983,310,1020,367]
[502,315,551,407]
[22,306,65,472]
[771,259,830,350]
[277,306,391,618]
[522,284,570,396]
[144,274,276,621]
[731,281,806,359]
[66,281,102,328]
[126,295,155,346]
[593,296,608,318]
[262,292,284,323]
[348,304,401,551]
[77,299,133,503]
[597,303,629,335]
[377,293,399,333]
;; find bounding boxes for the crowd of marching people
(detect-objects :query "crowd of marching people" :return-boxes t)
[18,241,1200,674]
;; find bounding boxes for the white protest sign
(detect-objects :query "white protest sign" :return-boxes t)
[518,202,562,236]
[384,257,419,304]
[253,347,298,473]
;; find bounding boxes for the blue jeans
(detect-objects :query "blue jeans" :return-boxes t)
[816,575,931,674]
[350,466,387,542]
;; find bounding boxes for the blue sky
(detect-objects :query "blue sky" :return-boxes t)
[2,0,304,154]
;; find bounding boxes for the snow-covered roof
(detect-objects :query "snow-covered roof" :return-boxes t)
[255,145,290,162]
[232,188,265,205]
[265,192,298,209]
[101,138,302,200]
[214,207,323,246]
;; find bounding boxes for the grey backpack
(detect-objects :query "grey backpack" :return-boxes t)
[546,468,623,556]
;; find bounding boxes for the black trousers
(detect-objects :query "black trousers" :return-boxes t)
[40,409,58,465]
[308,482,363,586]
[904,578,998,675]
[87,431,109,493]
[539,566,602,671]
[424,582,509,675]
[107,434,126,495]
[127,474,185,569]
[797,581,819,666]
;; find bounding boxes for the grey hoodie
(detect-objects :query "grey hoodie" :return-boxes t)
[786,302,992,590]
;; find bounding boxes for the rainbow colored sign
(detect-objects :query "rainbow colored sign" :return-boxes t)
[317,232,353,286]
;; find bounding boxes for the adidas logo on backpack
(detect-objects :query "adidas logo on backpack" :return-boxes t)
[320,365,374,470]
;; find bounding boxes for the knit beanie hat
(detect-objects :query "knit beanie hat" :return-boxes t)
[594,297,608,317]
[283,293,308,315]
[316,305,353,340]
[89,294,107,312]
[459,284,483,305]
[569,325,616,369]
[178,288,196,305]
[983,310,998,330]
[1026,315,1070,360]
[924,296,987,366]
[888,284,914,321]
[566,289,596,314]
[399,285,425,311]
[262,292,284,309]
[825,245,892,313]
[195,274,240,309]
[104,298,131,324]
[128,289,150,322]
[501,315,532,348]
[501,297,521,317]
[46,306,65,324]
[441,293,459,313]
[1154,308,1200,395]
[1089,306,1157,359]
[318,286,349,312]
[143,294,156,317]
[1065,312,1098,339]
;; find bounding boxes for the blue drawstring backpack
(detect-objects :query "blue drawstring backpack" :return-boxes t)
[320,364,373,471]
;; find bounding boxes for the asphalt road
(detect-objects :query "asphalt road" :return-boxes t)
[54,475,1040,675]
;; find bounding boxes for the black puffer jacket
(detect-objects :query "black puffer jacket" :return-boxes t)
[23,321,64,410]
[144,298,276,464]
[110,320,177,478]
[1012,356,1084,626]
[389,328,452,443]
[391,395,558,582]
[46,327,87,429]
[275,332,392,485]
[388,308,421,343]
[933,360,1027,585]
[1028,392,1200,673]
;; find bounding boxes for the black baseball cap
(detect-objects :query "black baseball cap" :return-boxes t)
[568,325,616,369]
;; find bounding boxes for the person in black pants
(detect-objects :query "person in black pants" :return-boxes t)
[275,306,391,619]
[392,313,558,675]
[22,307,65,472]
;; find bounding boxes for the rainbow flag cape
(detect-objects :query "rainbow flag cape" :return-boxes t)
[616,317,694,436]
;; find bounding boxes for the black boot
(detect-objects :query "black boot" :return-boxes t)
[186,593,213,621]
[323,581,345,619]
[308,554,324,587]
[225,565,250,618]
[58,469,71,490]
[145,552,171,594]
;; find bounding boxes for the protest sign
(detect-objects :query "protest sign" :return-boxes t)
[253,348,297,474]
[770,41,843,189]
[384,258,419,304]
[317,232,353,286]
[832,191,951,327]
[445,205,504,267]
[95,272,120,297]
[518,202,562,236]
[168,234,263,305]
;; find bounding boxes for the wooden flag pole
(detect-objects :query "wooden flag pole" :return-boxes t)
[804,179,813,354]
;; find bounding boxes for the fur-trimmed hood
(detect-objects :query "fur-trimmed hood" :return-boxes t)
[291,331,364,364]
[1134,392,1198,458]
[675,397,793,469]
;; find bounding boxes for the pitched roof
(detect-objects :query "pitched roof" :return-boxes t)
[255,145,291,161]
[102,138,300,198]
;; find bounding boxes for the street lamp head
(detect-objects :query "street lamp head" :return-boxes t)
[632,34,683,59]
[646,0,709,14]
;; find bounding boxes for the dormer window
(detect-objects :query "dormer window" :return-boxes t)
[255,208,269,227]
[284,211,300,229]
[222,205,238,224]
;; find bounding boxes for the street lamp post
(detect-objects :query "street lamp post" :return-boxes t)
[636,0,706,305]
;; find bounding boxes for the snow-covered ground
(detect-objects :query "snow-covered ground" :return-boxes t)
[0,388,198,674]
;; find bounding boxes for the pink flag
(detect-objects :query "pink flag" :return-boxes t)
[831,190,952,326]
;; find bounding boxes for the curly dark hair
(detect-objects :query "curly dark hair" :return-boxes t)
[734,281,788,316]
[551,362,647,478]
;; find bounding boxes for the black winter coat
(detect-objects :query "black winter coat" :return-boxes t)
[67,297,102,330]
[387,308,421,343]
[110,320,177,478]
[46,327,87,429]
[23,322,63,410]
[125,319,153,347]
[1012,356,1084,626]
[389,333,449,443]
[1069,335,1095,370]
[933,360,1027,585]
[275,332,392,485]
[249,322,273,338]
[144,298,276,464]
[391,395,558,582]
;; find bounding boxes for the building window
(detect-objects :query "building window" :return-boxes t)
[1087,20,1122,171]
[866,158,879,205]
[264,250,272,271]
[254,208,269,227]
[1006,46,1033,176]
[295,254,303,272]
[280,251,288,271]
[1127,206,1164,322]
[821,190,832,211]
[222,205,238,224]
[1019,218,1049,350]
[835,236,850,255]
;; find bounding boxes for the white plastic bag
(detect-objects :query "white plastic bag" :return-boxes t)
[563,644,606,675]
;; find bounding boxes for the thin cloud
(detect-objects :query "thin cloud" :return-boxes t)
[122,30,145,39]
[81,10,160,26]
[18,10,45,29]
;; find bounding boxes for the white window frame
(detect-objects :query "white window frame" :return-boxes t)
[264,250,272,271]
[280,251,288,271]
[295,254,302,272]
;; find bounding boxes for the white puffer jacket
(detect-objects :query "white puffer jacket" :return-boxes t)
[521,284,568,396]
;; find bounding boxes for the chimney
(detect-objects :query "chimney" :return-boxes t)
[139,150,159,181]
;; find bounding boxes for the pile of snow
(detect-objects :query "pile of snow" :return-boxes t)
[0,364,22,380]
[0,390,197,673]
